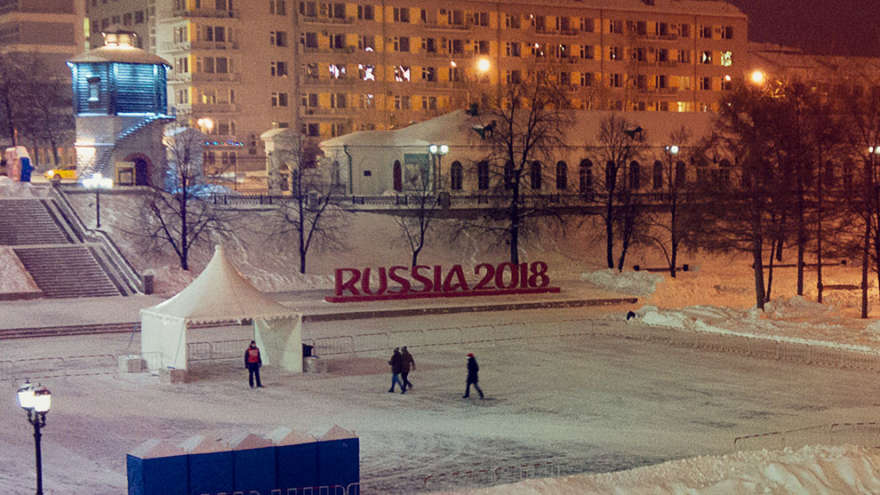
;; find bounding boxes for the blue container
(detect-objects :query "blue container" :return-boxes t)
[188,451,234,495]
[234,446,276,494]
[126,453,188,495]
[317,437,360,489]
[276,441,318,492]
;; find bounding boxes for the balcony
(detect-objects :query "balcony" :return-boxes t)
[190,40,240,50]
[169,72,242,83]
[172,8,240,19]
[302,107,351,119]
[422,21,470,31]
[300,15,355,25]
[190,103,240,114]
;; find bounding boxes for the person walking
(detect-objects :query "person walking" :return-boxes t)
[244,340,263,388]
[463,353,484,399]
[400,346,415,393]
[388,347,404,393]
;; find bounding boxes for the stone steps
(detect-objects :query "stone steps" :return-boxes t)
[14,245,123,298]
[0,199,71,245]
[0,321,140,340]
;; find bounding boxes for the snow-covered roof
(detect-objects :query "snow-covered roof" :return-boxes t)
[140,245,295,324]
[321,110,716,150]
[69,45,170,67]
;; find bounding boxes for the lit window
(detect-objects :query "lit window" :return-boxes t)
[394,65,411,82]
[358,64,375,81]
[701,51,712,64]
[720,51,733,67]
[87,77,100,102]
[329,64,346,79]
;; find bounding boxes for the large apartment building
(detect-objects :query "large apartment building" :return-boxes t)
[0,0,85,66]
[85,0,747,180]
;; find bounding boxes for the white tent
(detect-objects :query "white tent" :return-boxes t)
[140,245,302,372]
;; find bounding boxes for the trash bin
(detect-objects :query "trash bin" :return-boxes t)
[302,344,314,357]
[19,157,32,182]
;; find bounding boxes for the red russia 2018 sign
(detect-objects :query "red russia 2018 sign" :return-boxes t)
[325,261,560,302]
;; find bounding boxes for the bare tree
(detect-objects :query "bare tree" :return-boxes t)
[593,114,648,270]
[839,76,880,318]
[0,53,31,147]
[15,55,74,166]
[463,69,572,264]
[269,136,346,273]
[696,82,792,310]
[144,125,232,270]
[643,127,702,277]
[393,168,441,267]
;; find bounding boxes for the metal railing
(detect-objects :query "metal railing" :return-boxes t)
[734,422,880,451]
[50,186,144,294]
[187,339,251,362]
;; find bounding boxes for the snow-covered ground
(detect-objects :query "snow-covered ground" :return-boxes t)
[4,182,880,493]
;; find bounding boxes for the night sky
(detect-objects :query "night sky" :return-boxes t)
[729,0,880,57]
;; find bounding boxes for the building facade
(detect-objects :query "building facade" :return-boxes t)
[0,0,85,66]
[86,0,747,188]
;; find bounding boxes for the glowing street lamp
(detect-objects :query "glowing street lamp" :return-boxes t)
[428,144,449,191]
[197,117,214,134]
[665,145,680,155]
[475,57,491,75]
[82,172,113,228]
[749,69,766,86]
[17,380,51,495]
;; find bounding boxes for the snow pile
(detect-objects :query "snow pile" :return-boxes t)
[455,445,880,494]
[633,298,879,352]
[0,247,39,294]
[581,269,664,296]
[763,296,834,319]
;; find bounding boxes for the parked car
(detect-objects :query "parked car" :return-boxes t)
[44,165,77,182]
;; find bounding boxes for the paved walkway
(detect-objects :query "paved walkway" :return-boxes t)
[0,280,636,331]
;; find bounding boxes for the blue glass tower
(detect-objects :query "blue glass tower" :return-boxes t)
[68,32,175,186]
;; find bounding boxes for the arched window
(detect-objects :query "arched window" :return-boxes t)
[477,161,489,190]
[450,161,463,190]
[393,160,402,191]
[579,159,593,193]
[652,160,663,189]
[843,160,854,192]
[504,161,515,190]
[718,159,732,186]
[694,156,709,184]
[556,161,568,190]
[530,161,542,190]
[628,161,640,190]
[675,161,686,187]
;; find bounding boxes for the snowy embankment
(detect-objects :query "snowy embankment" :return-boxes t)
[457,445,880,494]
[471,268,880,495]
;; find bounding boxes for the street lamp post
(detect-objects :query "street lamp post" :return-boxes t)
[17,380,52,495]
[82,172,114,228]
[428,144,448,191]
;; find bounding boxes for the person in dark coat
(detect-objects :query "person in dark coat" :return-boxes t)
[400,346,415,393]
[463,353,484,399]
[244,340,263,388]
[388,347,404,392]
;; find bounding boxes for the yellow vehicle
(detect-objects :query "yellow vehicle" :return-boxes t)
[44,165,77,182]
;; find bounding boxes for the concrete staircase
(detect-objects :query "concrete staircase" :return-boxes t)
[0,199,72,245]
[13,245,123,298]
[0,196,132,298]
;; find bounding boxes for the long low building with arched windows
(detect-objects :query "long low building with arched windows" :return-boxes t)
[318,109,729,200]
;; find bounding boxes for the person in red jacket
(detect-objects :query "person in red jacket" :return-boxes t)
[244,340,263,388]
